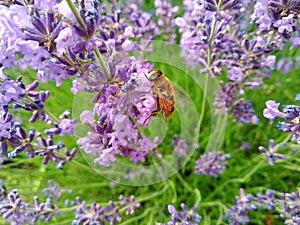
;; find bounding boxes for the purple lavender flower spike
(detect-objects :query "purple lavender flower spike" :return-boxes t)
[241,142,250,150]
[256,189,280,211]
[42,180,72,201]
[290,37,300,50]
[256,14,272,32]
[77,69,158,167]
[0,180,7,201]
[277,57,294,74]
[119,195,140,215]
[195,151,230,177]
[155,0,179,43]
[171,135,189,158]
[258,139,286,166]
[72,197,125,225]
[232,99,259,124]
[0,189,26,224]
[157,203,201,225]
[0,79,26,106]
[274,14,294,33]
[58,118,78,137]
[273,103,300,143]
[263,100,285,124]
[224,189,256,225]
[0,88,81,168]
[280,190,300,224]
[226,188,299,224]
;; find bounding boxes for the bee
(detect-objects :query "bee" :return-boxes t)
[143,69,175,124]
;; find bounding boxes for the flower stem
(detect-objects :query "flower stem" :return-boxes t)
[267,30,276,45]
[24,95,60,124]
[94,47,111,81]
[194,188,202,206]
[135,184,169,203]
[205,158,264,201]
[176,172,193,192]
[119,208,153,225]
[54,150,96,174]
[69,158,96,173]
[198,16,218,132]
[198,72,210,132]
[65,0,87,30]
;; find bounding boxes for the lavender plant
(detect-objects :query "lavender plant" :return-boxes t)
[225,188,300,225]
[175,0,300,124]
[0,0,299,224]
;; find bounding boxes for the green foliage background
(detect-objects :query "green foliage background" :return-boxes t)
[1,1,300,225]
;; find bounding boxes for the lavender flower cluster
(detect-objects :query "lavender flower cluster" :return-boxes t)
[0,185,59,224]
[71,194,140,224]
[258,139,286,166]
[0,0,299,224]
[255,95,300,165]
[42,180,73,201]
[195,151,231,177]
[225,188,300,225]
[0,0,171,168]
[0,181,141,225]
[157,204,201,225]
[71,198,123,225]
[264,97,300,143]
[155,0,179,43]
[0,75,77,169]
[175,0,300,124]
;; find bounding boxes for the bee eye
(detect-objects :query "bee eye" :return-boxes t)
[156,70,163,77]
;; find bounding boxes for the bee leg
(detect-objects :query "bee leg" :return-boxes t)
[143,110,160,125]
[143,96,161,125]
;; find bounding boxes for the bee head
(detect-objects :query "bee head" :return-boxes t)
[148,69,163,81]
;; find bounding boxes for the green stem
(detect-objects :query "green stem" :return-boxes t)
[147,210,155,225]
[69,157,96,173]
[198,16,218,131]
[65,0,87,30]
[200,201,228,211]
[207,17,217,66]
[71,182,108,190]
[194,188,202,206]
[267,30,275,45]
[62,52,75,66]
[216,0,224,10]
[22,0,29,5]
[200,201,227,225]
[59,205,82,212]
[43,108,60,124]
[198,72,210,132]
[54,150,95,174]
[117,185,169,221]
[23,94,60,124]
[281,164,300,172]
[94,47,111,80]
[176,172,193,192]
[270,133,292,152]
[281,133,293,145]
[134,184,169,203]
[205,158,264,201]
[167,180,177,203]
[119,208,153,225]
